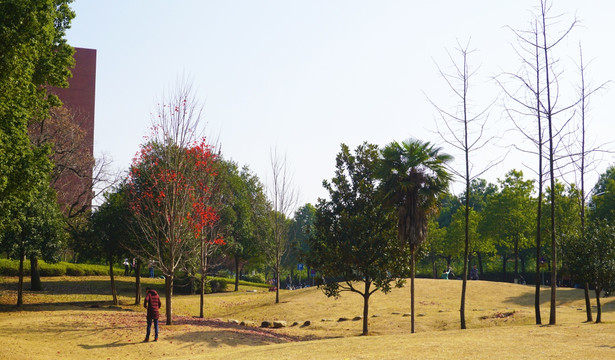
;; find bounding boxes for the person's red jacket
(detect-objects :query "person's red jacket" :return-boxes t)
[144,289,161,320]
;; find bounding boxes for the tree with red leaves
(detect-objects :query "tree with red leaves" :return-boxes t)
[126,85,221,325]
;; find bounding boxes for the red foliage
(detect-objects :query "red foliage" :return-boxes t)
[127,131,224,246]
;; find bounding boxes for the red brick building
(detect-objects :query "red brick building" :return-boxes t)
[48,47,97,214]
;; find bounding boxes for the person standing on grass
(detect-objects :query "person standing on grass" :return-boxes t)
[148,259,155,278]
[123,258,130,276]
[144,287,161,342]
[470,265,479,280]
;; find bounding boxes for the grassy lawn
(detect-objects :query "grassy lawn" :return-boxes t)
[1,276,614,359]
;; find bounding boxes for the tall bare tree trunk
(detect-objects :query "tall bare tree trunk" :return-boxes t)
[542,6,558,323]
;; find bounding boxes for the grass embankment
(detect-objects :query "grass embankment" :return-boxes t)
[1,276,614,359]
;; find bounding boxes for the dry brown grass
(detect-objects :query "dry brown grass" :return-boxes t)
[1,276,615,359]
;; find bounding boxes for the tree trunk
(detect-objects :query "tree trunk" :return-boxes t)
[584,282,593,322]
[460,188,470,329]
[362,281,371,336]
[199,274,205,318]
[165,275,173,325]
[30,256,42,291]
[275,262,280,304]
[109,256,118,305]
[234,255,240,291]
[478,252,483,277]
[595,287,602,323]
[134,259,142,305]
[514,237,519,282]
[200,241,207,318]
[502,256,507,282]
[431,253,437,279]
[17,250,25,307]
[410,248,416,334]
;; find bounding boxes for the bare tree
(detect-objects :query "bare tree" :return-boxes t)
[499,0,577,325]
[264,149,298,304]
[429,40,498,329]
[28,106,117,289]
[565,45,610,322]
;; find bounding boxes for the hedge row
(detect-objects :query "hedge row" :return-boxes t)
[0,259,123,277]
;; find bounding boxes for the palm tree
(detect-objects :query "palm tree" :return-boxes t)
[377,139,452,333]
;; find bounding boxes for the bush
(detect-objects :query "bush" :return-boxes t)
[39,263,65,276]
[0,259,124,277]
[209,279,228,293]
[242,273,266,284]
[65,264,85,276]
[0,259,22,276]
[216,269,233,279]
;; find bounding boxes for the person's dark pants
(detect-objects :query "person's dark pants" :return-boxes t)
[146,318,159,340]
[124,265,129,276]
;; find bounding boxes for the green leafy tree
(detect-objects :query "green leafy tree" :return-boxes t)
[286,203,316,285]
[565,220,615,323]
[308,143,405,336]
[589,166,615,222]
[0,0,74,246]
[89,186,134,305]
[376,139,452,333]
[1,179,64,306]
[219,163,266,292]
[480,170,534,282]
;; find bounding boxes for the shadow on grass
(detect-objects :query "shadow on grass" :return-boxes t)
[0,300,140,313]
[78,341,140,350]
[501,286,615,313]
[165,316,312,347]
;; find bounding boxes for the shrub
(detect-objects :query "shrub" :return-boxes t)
[209,279,228,293]
[0,259,21,276]
[242,273,266,284]
[39,263,65,276]
[216,269,233,279]
[65,265,85,276]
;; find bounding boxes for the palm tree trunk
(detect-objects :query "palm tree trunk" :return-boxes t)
[410,248,415,334]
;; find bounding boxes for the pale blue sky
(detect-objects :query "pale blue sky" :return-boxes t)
[66,1,615,207]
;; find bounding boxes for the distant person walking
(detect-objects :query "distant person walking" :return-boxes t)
[470,265,479,280]
[144,287,161,342]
